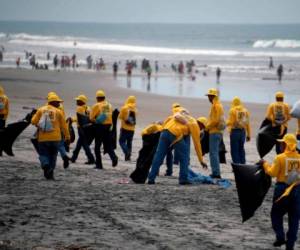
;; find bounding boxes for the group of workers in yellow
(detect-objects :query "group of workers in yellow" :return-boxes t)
[0,85,300,250]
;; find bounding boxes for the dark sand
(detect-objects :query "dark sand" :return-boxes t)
[0,68,298,250]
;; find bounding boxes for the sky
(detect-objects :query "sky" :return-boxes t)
[0,0,300,24]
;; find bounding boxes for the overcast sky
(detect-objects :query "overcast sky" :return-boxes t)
[1,0,300,24]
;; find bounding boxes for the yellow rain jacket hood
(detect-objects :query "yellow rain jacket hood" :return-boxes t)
[118,96,137,131]
[206,97,225,134]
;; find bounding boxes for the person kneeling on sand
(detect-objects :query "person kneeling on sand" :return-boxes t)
[261,133,300,250]
[89,90,118,169]
[118,96,137,161]
[70,94,95,165]
[147,107,207,185]
[31,94,70,180]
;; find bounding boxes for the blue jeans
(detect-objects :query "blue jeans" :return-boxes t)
[166,149,174,175]
[58,139,67,158]
[119,128,134,156]
[148,130,189,183]
[38,141,59,171]
[72,128,95,162]
[230,128,246,164]
[209,133,222,176]
[271,183,300,249]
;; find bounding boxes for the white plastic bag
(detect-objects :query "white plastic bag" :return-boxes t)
[290,100,300,119]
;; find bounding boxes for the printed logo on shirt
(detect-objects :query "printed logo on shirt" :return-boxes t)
[236,110,248,127]
[285,158,300,176]
[274,104,286,124]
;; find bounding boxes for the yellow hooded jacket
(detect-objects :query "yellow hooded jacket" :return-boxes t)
[263,147,300,183]
[31,105,70,142]
[227,97,251,137]
[266,101,290,128]
[90,100,113,125]
[118,96,137,131]
[207,98,225,134]
[73,105,90,127]
[163,114,204,163]
[0,87,9,120]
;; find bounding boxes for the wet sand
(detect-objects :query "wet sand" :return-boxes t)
[0,68,299,250]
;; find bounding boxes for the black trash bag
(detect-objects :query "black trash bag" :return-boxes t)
[66,117,75,144]
[232,163,271,222]
[256,123,281,158]
[76,113,95,145]
[0,110,36,156]
[200,131,227,163]
[111,108,119,150]
[130,132,161,184]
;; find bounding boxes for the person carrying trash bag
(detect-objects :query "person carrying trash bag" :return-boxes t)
[147,107,207,185]
[31,94,70,180]
[0,86,9,129]
[265,91,291,154]
[89,90,118,169]
[226,96,251,164]
[70,94,95,165]
[206,88,226,179]
[118,96,137,161]
[261,133,300,250]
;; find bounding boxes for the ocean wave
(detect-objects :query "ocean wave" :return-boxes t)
[253,39,300,49]
[3,32,300,58]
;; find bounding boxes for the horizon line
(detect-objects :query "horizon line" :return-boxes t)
[0,19,300,26]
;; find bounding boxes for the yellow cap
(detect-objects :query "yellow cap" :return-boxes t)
[277,133,297,145]
[47,94,62,103]
[197,116,207,127]
[172,103,181,109]
[206,88,218,97]
[75,94,88,104]
[47,91,57,98]
[232,96,241,107]
[275,91,284,99]
[126,95,136,104]
[96,90,105,98]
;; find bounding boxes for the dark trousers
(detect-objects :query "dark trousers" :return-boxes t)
[72,128,95,162]
[276,127,287,154]
[0,118,5,129]
[119,128,134,156]
[94,124,117,168]
[271,183,300,249]
[230,128,246,164]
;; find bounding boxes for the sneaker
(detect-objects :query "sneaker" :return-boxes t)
[70,157,76,163]
[148,180,155,185]
[112,156,118,167]
[125,153,131,161]
[210,174,222,179]
[179,181,193,185]
[85,160,95,165]
[63,156,70,169]
[273,239,286,247]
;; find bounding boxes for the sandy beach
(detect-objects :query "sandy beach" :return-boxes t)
[0,68,299,250]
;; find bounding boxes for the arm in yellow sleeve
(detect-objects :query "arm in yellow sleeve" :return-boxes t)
[89,104,98,122]
[263,157,280,178]
[188,122,203,163]
[246,111,251,138]
[207,104,222,130]
[59,112,70,141]
[266,104,274,122]
[5,97,9,119]
[118,106,126,121]
[226,108,235,133]
[31,109,42,126]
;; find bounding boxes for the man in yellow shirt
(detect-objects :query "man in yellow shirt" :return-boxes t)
[206,88,225,178]
[89,90,118,169]
[0,86,9,129]
[227,97,251,164]
[262,133,300,250]
[147,108,207,185]
[70,94,95,165]
[265,91,291,154]
[118,96,137,161]
[31,94,70,180]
